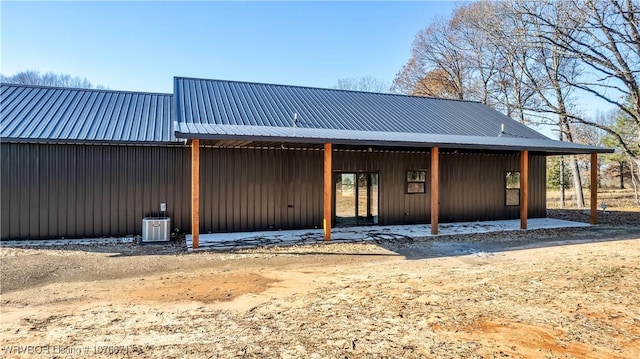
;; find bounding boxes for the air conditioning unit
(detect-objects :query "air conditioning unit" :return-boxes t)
[142,217,170,242]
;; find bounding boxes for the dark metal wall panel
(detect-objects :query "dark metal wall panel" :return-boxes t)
[333,150,431,225]
[529,155,547,218]
[198,147,323,233]
[1,143,190,240]
[1,144,547,240]
[333,150,545,226]
[439,153,546,222]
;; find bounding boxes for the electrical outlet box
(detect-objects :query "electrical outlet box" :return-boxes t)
[160,203,166,212]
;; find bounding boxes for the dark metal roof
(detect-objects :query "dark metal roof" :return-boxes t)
[1,83,175,143]
[173,77,612,154]
[174,77,548,139]
[175,123,609,154]
[0,79,614,154]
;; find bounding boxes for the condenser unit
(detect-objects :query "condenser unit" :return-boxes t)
[142,217,170,242]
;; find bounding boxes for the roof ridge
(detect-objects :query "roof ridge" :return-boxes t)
[0,82,173,96]
[172,76,482,104]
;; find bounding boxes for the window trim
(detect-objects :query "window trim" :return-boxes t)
[406,170,427,194]
[505,170,521,206]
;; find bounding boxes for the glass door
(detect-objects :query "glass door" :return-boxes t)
[335,172,378,227]
[335,173,357,226]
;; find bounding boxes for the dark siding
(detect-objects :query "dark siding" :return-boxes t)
[529,155,547,218]
[1,144,547,240]
[198,147,323,233]
[1,143,190,240]
[334,150,545,225]
[439,153,545,222]
[333,150,432,225]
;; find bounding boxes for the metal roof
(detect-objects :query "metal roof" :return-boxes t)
[0,79,614,154]
[174,77,548,139]
[1,83,175,143]
[173,77,612,154]
[175,123,610,154]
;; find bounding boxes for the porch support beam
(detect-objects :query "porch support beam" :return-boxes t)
[591,153,598,225]
[191,139,200,249]
[520,150,529,230]
[323,143,332,241]
[431,147,439,235]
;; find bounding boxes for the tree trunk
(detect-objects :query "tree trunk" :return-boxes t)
[620,161,625,189]
[569,156,585,208]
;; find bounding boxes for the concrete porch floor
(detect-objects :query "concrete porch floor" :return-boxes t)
[186,218,590,251]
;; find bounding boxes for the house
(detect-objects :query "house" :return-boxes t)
[1,77,612,247]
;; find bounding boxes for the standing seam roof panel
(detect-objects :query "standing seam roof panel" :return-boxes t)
[1,84,174,143]
[80,91,108,140]
[241,83,267,126]
[173,77,551,140]
[95,91,118,140]
[201,82,216,127]
[260,84,289,127]
[233,83,254,125]
[258,84,289,127]
[6,86,51,137]
[30,89,67,138]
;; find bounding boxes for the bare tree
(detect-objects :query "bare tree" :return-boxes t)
[1,70,104,89]
[332,76,391,93]
[502,1,587,206]
[512,0,640,201]
[392,0,539,118]
[392,17,468,100]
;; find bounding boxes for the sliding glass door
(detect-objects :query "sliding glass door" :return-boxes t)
[335,172,378,226]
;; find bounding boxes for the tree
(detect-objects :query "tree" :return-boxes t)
[332,76,391,93]
[506,0,588,207]
[1,70,104,89]
[547,156,573,190]
[392,16,468,100]
[512,0,640,193]
[602,106,640,201]
[392,1,539,122]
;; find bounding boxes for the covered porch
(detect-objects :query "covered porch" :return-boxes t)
[183,130,604,250]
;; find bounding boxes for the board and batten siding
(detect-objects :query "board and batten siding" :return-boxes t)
[1,144,546,240]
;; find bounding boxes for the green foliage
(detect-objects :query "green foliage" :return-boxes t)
[546,156,572,190]
[602,108,639,157]
[601,104,639,184]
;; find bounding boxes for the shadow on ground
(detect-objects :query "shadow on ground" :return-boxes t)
[377,225,640,260]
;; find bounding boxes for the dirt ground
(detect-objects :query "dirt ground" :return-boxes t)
[1,223,640,358]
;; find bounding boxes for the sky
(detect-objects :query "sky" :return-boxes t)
[1,1,461,94]
[1,0,616,139]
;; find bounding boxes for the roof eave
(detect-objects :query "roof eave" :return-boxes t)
[174,131,614,155]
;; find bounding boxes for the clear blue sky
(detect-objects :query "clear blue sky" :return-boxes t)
[1,1,461,93]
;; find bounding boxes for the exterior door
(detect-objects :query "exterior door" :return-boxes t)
[335,172,378,226]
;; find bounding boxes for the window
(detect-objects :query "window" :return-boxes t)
[505,171,520,206]
[406,170,427,194]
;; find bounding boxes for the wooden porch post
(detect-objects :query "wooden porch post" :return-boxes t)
[191,139,200,249]
[520,150,529,230]
[431,147,439,235]
[591,153,598,225]
[323,143,332,241]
